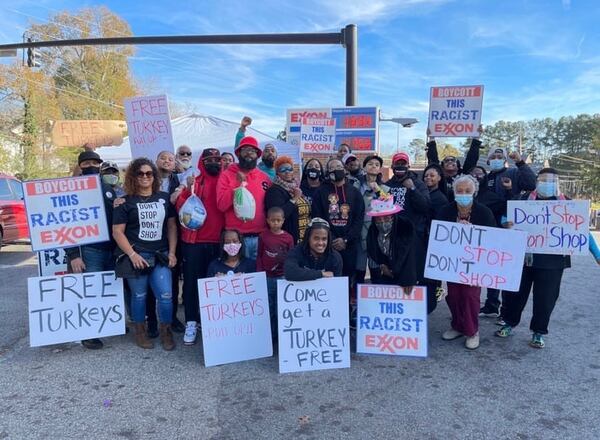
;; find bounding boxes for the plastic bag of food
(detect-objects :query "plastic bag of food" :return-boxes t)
[233,182,256,221]
[179,194,207,230]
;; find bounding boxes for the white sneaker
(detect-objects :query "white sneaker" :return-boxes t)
[183,321,198,345]
[442,329,463,340]
[465,333,480,350]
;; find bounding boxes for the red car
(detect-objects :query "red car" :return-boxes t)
[0,174,29,248]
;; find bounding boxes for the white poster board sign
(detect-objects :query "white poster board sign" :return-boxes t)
[197,272,272,367]
[356,284,427,357]
[28,271,125,347]
[428,85,484,137]
[507,200,590,255]
[124,94,174,159]
[278,277,350,374]
[38,248,68,276]
[23,175,109,252]
[300,117,336,153]
[425,220,527,291]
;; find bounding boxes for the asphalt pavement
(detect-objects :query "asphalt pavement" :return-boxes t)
[1,241,599,440]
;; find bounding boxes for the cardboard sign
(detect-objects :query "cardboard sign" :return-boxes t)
[424,220,527,291]
[428,85,484,137]
[28,272,125,347]
[300,117,336,153]
[197,272,272,367]
[38,248,68,276]
[278,277,350,374]
[124,94,174,159]
[507,200,590,255]
[357,284,427,357]
[23,175,110,252]
[51,120,126,147]
[287,106,379,153]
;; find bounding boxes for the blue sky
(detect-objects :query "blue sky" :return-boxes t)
[1,0,599,153]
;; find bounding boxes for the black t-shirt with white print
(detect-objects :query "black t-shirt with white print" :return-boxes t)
[113,192,175,253]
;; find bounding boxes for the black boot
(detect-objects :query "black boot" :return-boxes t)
[81,338,103,350]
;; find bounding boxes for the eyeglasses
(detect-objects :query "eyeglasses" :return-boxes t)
[278,166,293,173]
[178,151,192,157]
[136,171,154,178]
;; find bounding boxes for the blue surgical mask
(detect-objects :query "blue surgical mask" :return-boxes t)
[455,194,473,207]
[102,174,119,186]
[536,181,556,198]
[489,159,505,171]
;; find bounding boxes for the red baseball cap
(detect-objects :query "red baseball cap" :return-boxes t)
[392,152,410,165]
[235,136,262,158]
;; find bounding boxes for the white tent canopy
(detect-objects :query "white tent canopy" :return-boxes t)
[96,113,299,168]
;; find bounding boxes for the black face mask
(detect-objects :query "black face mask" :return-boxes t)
[81,166,100,175]
[306,168,321,180]
[392,165,408,178]
[349,168,360,177]
[262,156,275,167]
[204,163,221,176]
[329,169,346,182]
[239,156,257,170]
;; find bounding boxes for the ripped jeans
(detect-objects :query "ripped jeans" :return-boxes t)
[127,252,173,324]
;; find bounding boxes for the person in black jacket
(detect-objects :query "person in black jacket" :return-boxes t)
[264,155,311,243]
[422,164,449,220]
[437,175,496,350]
[65,150,117,350]
[486,147,536,202]
[311,158,364,292]
[284,217,343,281]
[299,158,324,205]
[496,168,572,349]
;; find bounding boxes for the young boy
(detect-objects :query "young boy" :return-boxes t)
[257,207,295,341]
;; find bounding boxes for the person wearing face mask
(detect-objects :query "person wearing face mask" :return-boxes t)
[311,159,364,303]
[436,175,496,350]
[100,160,125,197]
[486,147,536,202]
[342,153,364,189]
[206,229,256,277]
[64,151,117,350]
[496,168,572,349]
[217,136,271,260]
[175,148,225,345]
[258,143,278,181]
[300,158,324,204]
[175,145,201,184]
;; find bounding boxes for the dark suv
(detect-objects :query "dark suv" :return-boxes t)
[0,174,29,248]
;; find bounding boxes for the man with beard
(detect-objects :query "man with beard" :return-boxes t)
[175,148,225,345]
[342,153,365,189]
[385,152,436,312]
[217,136,271,259]
[175,145,200,184]
[258,143,278,181]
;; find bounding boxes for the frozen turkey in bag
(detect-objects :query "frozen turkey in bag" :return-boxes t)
[179,194,207,230]
[233,182,256,221]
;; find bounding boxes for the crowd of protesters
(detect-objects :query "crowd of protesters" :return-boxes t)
[65,117,585,353]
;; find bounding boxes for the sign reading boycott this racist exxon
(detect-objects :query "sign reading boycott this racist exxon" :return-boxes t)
[428,85,484,137]
[124,94,174,160]
[197,272,272,367]
[23,175,109,252]
[507,200,590,255]
[278,277,350,374]
[300,117,336,153]
[357,284,427,357]
[425,220,527,291]
[38,248,68,276]
[28,271,125,347]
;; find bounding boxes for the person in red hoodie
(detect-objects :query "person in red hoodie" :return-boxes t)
[175,148,224,345]
[216,136,271,259]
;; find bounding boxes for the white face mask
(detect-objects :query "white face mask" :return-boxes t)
[223,243,242,257]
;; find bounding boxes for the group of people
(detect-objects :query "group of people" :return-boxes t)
[66,119,575,353]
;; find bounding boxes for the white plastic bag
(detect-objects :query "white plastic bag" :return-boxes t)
[233,182,256,221]
[179,194,207,230]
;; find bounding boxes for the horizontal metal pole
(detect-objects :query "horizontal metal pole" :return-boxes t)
[0,32,344,50]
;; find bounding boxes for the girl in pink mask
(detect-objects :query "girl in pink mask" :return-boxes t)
[207,229,256,277]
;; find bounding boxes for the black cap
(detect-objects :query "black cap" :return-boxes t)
[78,151,102,166]
[362,154,383,168]
[201,148,221,160]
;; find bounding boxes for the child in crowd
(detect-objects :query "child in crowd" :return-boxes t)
[207,229,256,277]
[257,207,295,339]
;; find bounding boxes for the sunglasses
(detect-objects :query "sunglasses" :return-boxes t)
[136,171,154,178]
[278,166,293,173]
[178,151,192,157]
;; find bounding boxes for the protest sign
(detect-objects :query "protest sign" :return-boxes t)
[51,120,126,147]
[38,248,68,276]
[197,272,272,367]
[23,175,109,252]
[28,271,125,347]
[507,200,590,255]
[357,284,427,357]
[300,117,336,153]
[124,94,174,159]
[425,220,527,291]
[278,277,350,374]
[428,85,483,137]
